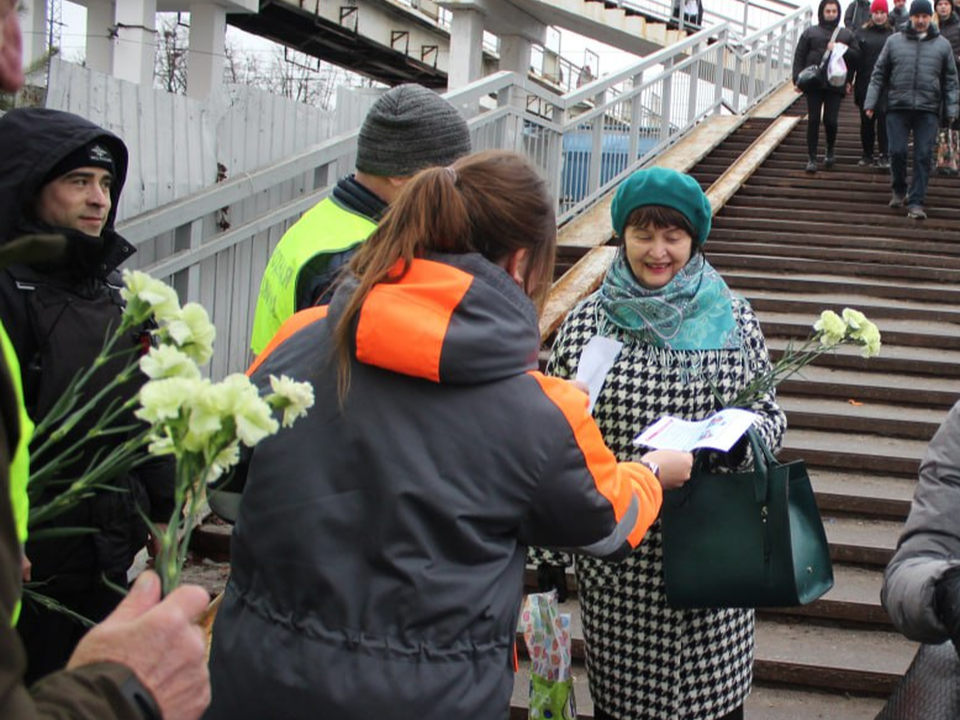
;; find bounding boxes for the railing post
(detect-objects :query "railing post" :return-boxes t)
[714,30,726,114]
[588,88,606,198]
[660,58,674,144]
[629,70,643,168]
[548,102,567,219]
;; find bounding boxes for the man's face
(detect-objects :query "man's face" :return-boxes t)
[894,0,906,8]
[0,0,24,93]
[35,167,114,237]
[911,11,933,30]
[823,3,840,21]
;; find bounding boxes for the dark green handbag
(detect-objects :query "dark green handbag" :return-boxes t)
[660,429,834,608]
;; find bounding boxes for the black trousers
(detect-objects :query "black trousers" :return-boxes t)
[860,108,888,158]
[594,704,744,720]
[805,88,843,159]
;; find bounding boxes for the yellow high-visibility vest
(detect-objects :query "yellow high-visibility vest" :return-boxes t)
[250,198,377,355]
[0,321,32,625]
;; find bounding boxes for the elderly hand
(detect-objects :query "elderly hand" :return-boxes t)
[68,571,211,720]
[641,449,693,490]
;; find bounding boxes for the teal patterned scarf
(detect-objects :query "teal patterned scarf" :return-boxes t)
[598,250,742,351]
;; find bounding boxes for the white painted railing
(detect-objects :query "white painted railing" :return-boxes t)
[117,11,809,379]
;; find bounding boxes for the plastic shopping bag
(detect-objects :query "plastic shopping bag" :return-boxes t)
[826,44,848,88]
[518,591,577,720]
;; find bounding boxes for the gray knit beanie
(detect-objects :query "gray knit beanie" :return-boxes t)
[356,84,472,177]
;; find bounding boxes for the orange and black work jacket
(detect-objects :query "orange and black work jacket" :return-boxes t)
[206,253,663,720]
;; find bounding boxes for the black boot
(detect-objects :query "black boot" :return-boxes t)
[824,146,836,168]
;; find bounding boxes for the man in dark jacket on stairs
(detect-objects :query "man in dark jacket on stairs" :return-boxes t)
[846,0,873,28]
[865,0,959,218]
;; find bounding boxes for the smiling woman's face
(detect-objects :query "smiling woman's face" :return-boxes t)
[623,223,694,290]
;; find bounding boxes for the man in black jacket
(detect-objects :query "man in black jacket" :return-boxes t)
[0,107,175,683]
[846,0,873,27]
[865,0,960,217]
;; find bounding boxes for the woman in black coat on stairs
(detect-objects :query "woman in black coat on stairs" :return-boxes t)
[854,0,895,167]
[793,0,860,172]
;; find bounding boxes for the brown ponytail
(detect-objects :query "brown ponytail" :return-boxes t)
[334,150,556,399]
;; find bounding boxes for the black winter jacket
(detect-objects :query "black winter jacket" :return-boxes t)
[854,21,895,107]
[890,6,911,31]
[845,0,871,29]
[865,23,960,118]
[0,108,174,594]
[938,12,960,71]
[793,0,860,93]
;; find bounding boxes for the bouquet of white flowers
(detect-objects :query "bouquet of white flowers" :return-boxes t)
[28,269,313,599]
[724,308,881,409]
[121,270,314,595]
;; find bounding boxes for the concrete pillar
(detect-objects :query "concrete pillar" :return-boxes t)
[498,34,531,80]
[447,8,484,91]
[187,3,226,100]
[113,0,157,86]
[86,0,117,75]
[498,35,532,151]
[20,0,47,72]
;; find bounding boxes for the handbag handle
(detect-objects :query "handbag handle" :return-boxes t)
[689,426,776,504]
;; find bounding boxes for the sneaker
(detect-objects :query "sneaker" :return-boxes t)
[805,160,817,173]
[858,155,873,166]
[889,192,906,208]
[907,206,927,219]
[876,155,890,169]
[824,151,837,168]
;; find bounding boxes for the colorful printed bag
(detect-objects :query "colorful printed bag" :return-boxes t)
[519,591,577,720]
[936,128,959,176]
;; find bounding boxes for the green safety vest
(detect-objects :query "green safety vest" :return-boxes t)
[250,198,377,355]
[0,321,32,626]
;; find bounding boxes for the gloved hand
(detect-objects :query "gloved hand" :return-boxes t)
[536,563,569,604]
[934,564,960,657]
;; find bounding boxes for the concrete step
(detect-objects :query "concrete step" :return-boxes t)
[762,563,891,627]
[780,396,946,440]
[776,365,960,410]
[822,514,903,567]
[754,619,917,696]
[722,269,960,305]
[782,427,927,477]
[712,251,960,284]
[809,470,915,520]
[743,290,960,324]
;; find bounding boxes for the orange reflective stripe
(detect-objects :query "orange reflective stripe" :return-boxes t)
[247,305,328,376]
[529,372,662,548]
[355,259,473,383]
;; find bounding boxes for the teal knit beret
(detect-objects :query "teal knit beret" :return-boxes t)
[610,167,713,246]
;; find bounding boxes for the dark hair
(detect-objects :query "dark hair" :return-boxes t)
[623,206,700,253]
[334,150,557,397]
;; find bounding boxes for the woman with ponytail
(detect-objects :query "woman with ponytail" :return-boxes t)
[205,151,692,720]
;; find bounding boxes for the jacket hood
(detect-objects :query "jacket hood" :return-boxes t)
[332,253,541,386]
[818,0,842,26]
[0,108,129,245]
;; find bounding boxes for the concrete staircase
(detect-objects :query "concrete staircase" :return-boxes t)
[522,94,960,718]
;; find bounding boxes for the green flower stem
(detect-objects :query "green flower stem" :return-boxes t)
[31,357,140,464]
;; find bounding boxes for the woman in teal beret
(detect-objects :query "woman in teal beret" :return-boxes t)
[532,167,786,720]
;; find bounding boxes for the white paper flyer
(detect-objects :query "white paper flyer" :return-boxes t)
[631,408,760,453]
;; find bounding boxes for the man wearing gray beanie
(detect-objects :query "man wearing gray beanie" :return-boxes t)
[864,0,958,219]
[250,84,472,354]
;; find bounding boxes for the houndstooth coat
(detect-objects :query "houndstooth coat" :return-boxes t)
[532,291,786,720]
